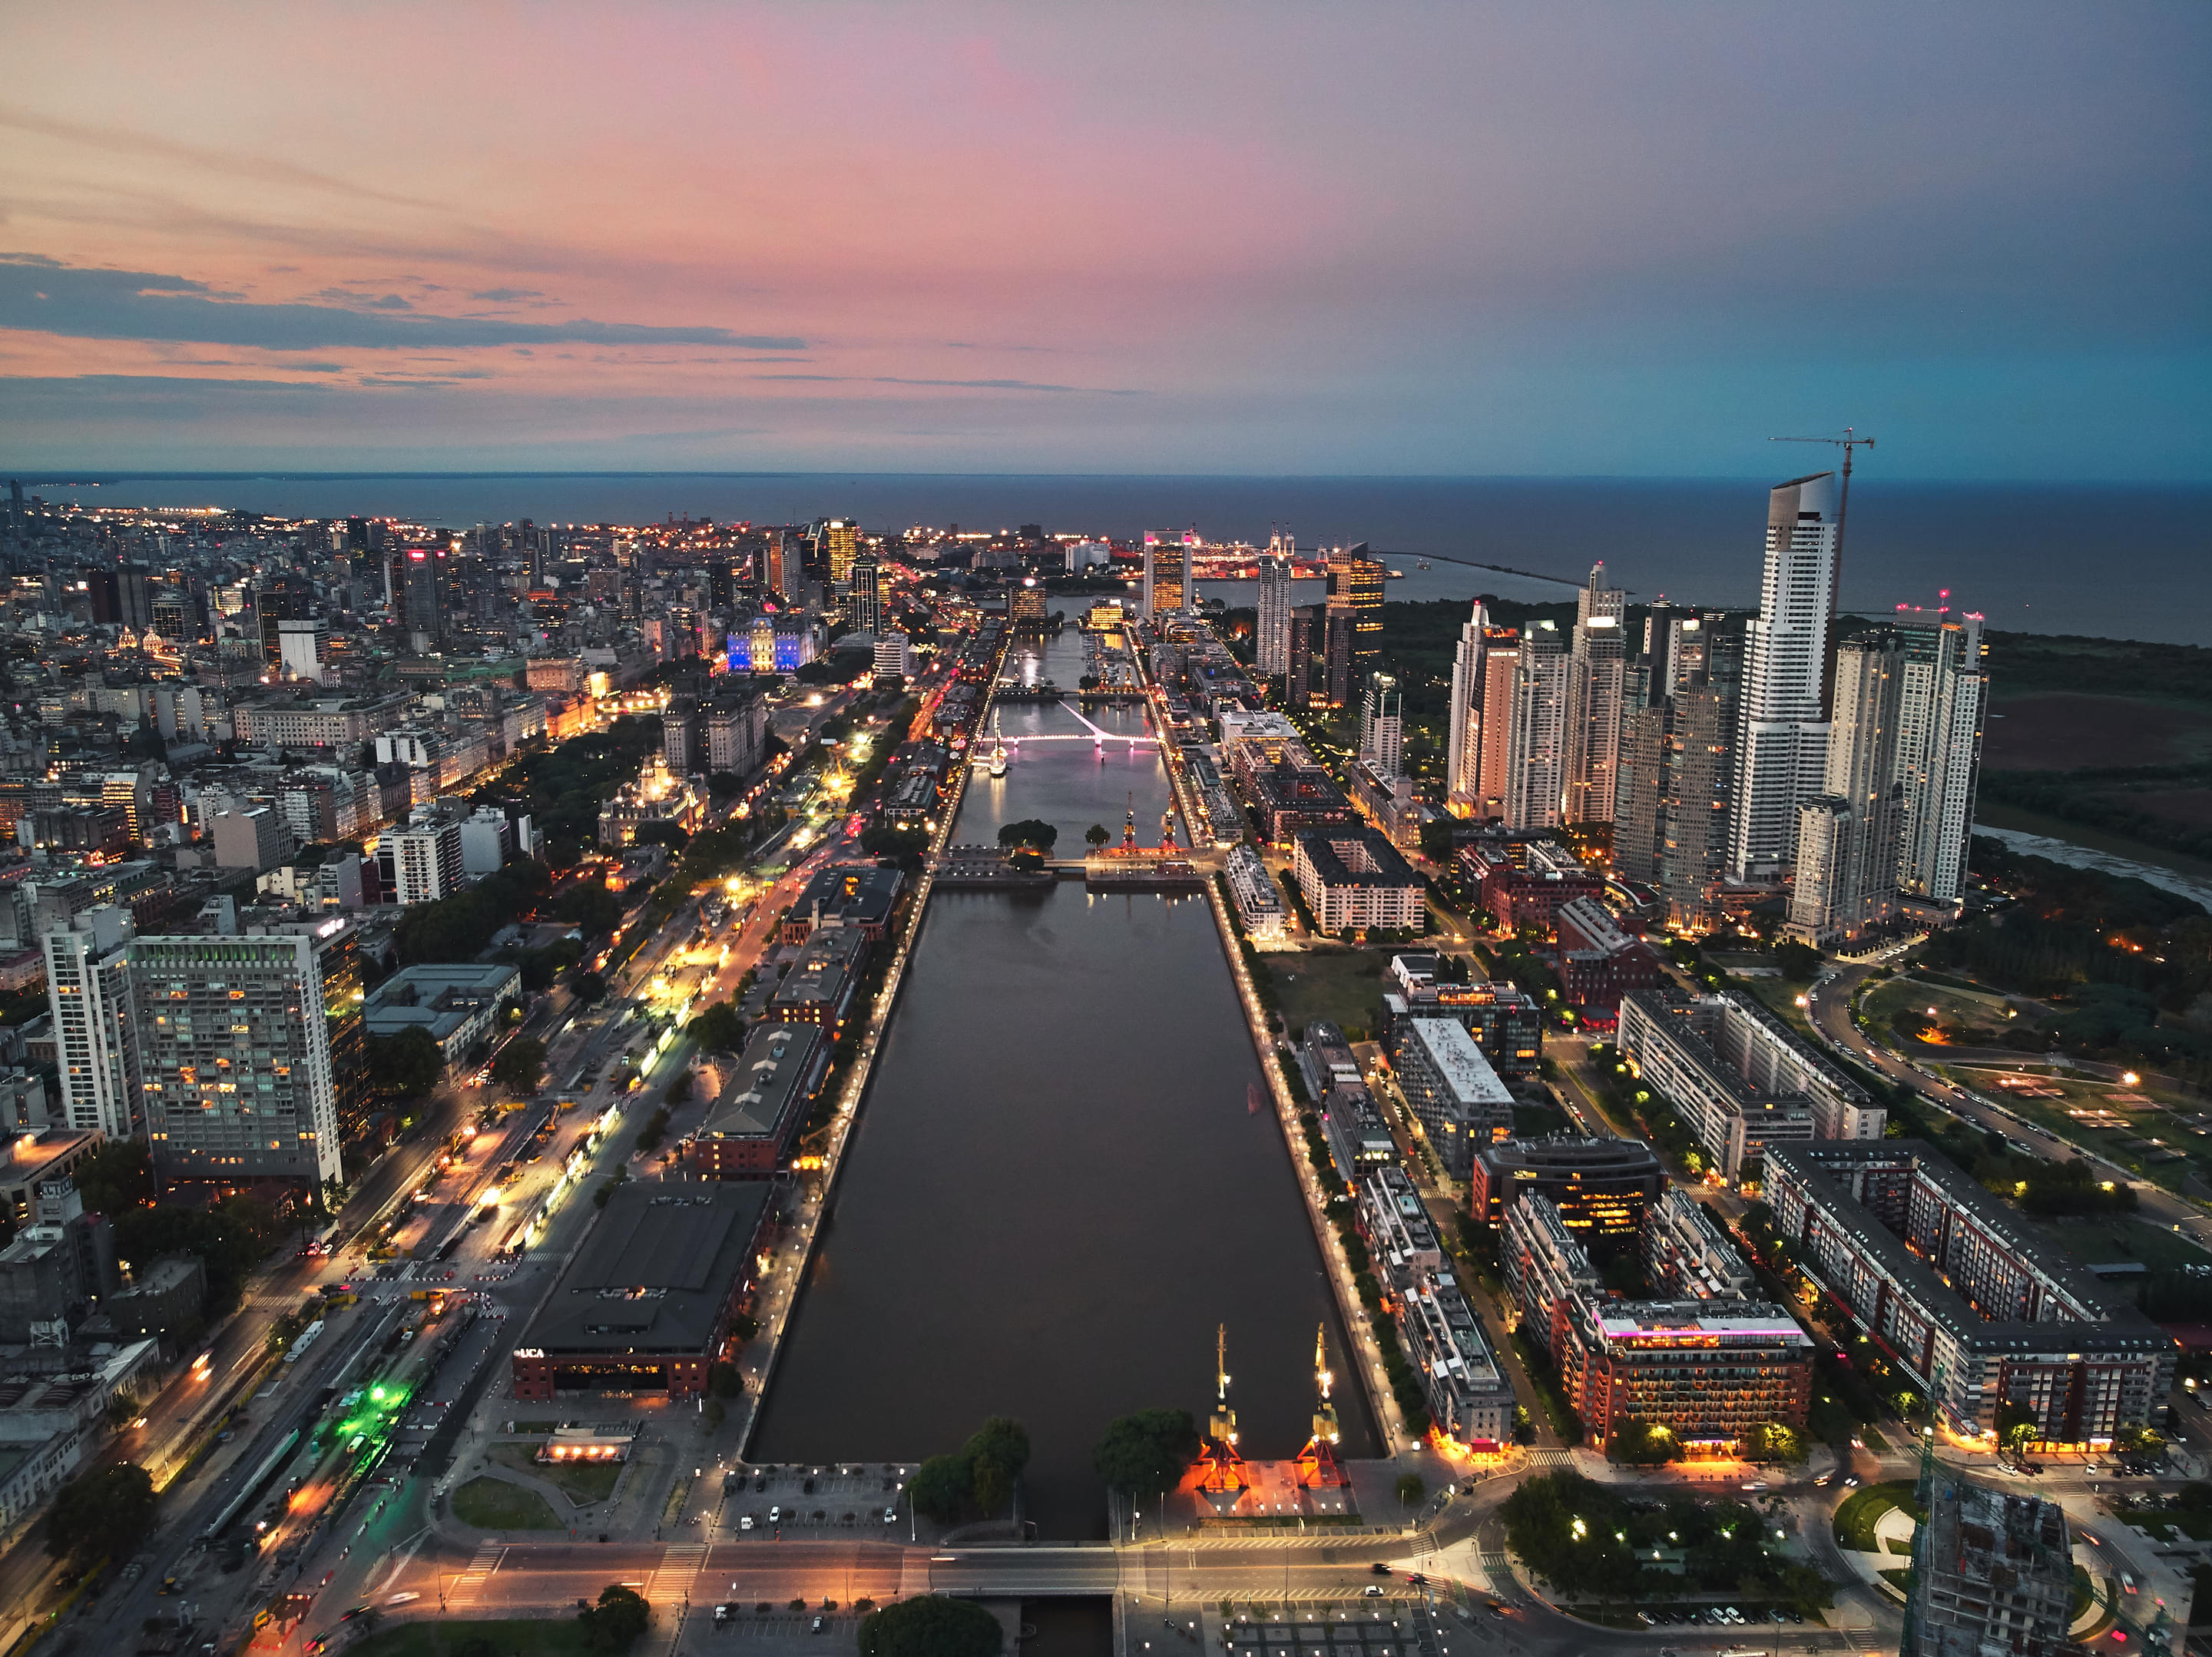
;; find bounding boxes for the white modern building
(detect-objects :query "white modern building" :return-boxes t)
[1504,623,1571,830]
[379,816,464,905]
[1892,606,1988,909]
[1567,564,1627,825]
[1224,843,1287,941]
[1445,599,1490,814]
[1359,671,1402,778]
[1390,1015,1514,1178]
[42,906,144,1140]
[872,631,913,682]
[1292,827,1424,934]
[1256,536,1292,678]
[1789,631,1905,945]
[1730,472,1843,880]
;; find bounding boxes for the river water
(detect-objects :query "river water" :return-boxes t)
[752,631,1377,1537]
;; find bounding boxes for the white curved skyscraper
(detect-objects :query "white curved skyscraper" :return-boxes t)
[1729,472,1843,881]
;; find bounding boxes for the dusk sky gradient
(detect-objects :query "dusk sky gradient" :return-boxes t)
[3,2,2207,478]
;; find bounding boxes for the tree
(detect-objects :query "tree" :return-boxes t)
[1395,1473,1426,1507]
[1092,1409,1200,1500]
[1084,824,1111,848]
[1773,940,1823,982]
[47,1463,156,1562]
[569,968,608,1005]
[579,1584,651,1654]
[369,1026,445,1100]
[488,1038,545,1099]
[858,1596,1001,1657]
[965,1417,1030,1516]
[1419,820,1457,862]
[690,1000,748,1055]
[73,1138,157,1215]
[1607,1420,1679,1466]
[908,1453,973,1523]
[995,818,1058,852]
[1996,1399,2040,1460]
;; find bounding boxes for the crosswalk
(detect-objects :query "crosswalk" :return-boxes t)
[445,1542,505,1609]
[1843,1631,1883,1652]
[649,1543,706,1604]
[1517,1450,1577,1466]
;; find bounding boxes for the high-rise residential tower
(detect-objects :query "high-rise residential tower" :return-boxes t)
[1445,601,1492,813]
[131,933,342,1186]
[44,906,144,1140]
[1286,604,1323,709]
[1567,563,1628,824]
[1474,631,1522,820]
[1256,531,1293,678]
[1788,631,1906,945]
[1730,472,1845,880]
[1504,623,1571,830]
[1658,621,1744,929]
[1891,604,1987,910]
[1359,671,1403,777]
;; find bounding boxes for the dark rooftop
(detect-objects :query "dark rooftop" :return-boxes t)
[518,1181,772,1357]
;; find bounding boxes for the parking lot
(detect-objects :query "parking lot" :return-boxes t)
[717,1463,910,1536]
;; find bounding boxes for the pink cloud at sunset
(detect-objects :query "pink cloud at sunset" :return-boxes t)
[0,1,2204,476]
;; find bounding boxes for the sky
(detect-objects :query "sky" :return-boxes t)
[2,2,2207,479]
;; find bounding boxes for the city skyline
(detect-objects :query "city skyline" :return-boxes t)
[2,2,2206,479]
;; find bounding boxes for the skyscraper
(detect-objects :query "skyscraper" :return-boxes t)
[1474,631,1522,820]
[823,519,859,591]
[847,553,882,634]
[1445,600,1492,813]
[1658,621,1743,930]
[1359,671,1403,777]
[1613,698,1668,884]
[1891,605,1987,909]
[1256,532,1293,678]
[1730,472,1845,880]
[131,933,341,1186]
[1567,562,1628,824]
[1788,631,1905,945]
[1326,544,1385,690]
[1142,529,1194,620]
[1286,603,1323,710]
[44,906,143,1140]
[1505,623,1571,830]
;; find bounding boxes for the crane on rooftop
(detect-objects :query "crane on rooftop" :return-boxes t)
[1770,427,1877,556]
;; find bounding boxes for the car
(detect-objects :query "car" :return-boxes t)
[811,1617,825,1634]
[769,1506,781,1523]
[883,1507,898,1523]
[386,1594,419,1607]
[1362,1587,1383,1598]
[1369,1563,1392,1576]
[306,1642,326,1655]
[714,1606,732,1623]
[1740,1481,1768,1493]
[2122,1573,2138,1594]
[740,1516,754,1531]
[159,1577,178,1595]
[1813,1472,1831,1486]
[340,1607,369,1623]
[1843,1474,1861,1488]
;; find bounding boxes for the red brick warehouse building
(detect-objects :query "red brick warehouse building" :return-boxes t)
[511,1181,774,1400]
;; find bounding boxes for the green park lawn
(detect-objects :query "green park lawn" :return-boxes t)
[1263,949,1396,1042]
[1833,1482,1921,1553]
[450,1475,563,1531]
[488,1442,624,1504]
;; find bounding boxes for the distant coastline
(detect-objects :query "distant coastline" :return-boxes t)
[17,471,2210,647]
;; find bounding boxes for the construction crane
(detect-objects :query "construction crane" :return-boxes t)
[1770,427,1877,555]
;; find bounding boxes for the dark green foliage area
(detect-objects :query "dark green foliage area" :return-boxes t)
[78,1143,282,1314]
[577,1584,651,1655]
[1503,1472,1833,1609]
[369,1026,446,1101]
[907,1417,1033,1522]
[1986,632,2212,708]
[858,1596,1002,1657]
[690,1000,747,1053]
[995,819,1059,851]
[1092,1409,1201,1500]
[860,827,929,873]
[488,1037,545,1098]
[474,715,664,860]
[47,1463,156,1562]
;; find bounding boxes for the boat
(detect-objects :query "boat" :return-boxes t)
[1247,1082,1264,1115]
[989,741,1007,778]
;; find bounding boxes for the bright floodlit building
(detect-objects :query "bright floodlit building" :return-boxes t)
[1557,1294,1815,1449]
[1291,826,1422,934]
